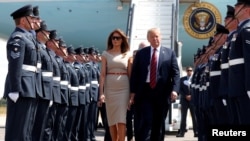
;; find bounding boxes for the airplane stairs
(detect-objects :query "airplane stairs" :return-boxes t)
[127,0,179,52]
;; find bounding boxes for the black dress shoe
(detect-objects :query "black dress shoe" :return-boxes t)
[194,132,198,137]
[176,132,184,137]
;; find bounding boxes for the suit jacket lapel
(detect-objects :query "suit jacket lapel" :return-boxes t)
[158,46,165,70]
[155,47,165,82]
[145,47,151,66]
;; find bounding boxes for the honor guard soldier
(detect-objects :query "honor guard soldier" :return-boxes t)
[216,5,238,125]
[219,5,238,125]
[47,30,62,105]
[4,5,40,141]
[199,50,210,141]
[72,46,87,141]
[90,48,101,129]
[198,57,209,141]
[32,21,54,141]
[198,25,227,140]
[41,30,62,141]
[82,47,92,141]
[62,45,80,141]
[93,49,102,131]
[193,48,202,68]
[201,37,214,62]
[191,46,208,141]
[208,23,229,125]
[31,6,50,141]
[30,6,42,46]
[191,48,202,108]
[202,25,227,127]
[30,6,44,138]
[190,49,201,139]
[53,38,71,141]
[83,47,92,140]
[86,47,99,141]
[31,5,43,106]
[228,0,250,125]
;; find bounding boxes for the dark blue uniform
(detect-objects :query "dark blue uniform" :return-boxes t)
[196,63,211,141]
[191,63,208,141]
[79,62,92,141]
[4,27,39,141]
[62,61,79,141]
[92,61,100,128]
[228,19,250,124]
[219,31,239,124]
[85,60,99,141]
[29,30,43,141]
[51,53,62,104]
[219,31,237,125]
[32,42,53,141]
[71,61,86,141]
[208,47,227,125]
[53,56,70,141]
[41,49,61,141]
[39,44,53,100]
[31,31,43,100]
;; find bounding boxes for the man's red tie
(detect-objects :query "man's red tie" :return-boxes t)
[150,48,157,88]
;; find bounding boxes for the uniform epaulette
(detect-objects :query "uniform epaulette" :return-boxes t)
[74,63,81,69]
[13,34,22,39]
[15,34,22,38]
[85,63,91,67]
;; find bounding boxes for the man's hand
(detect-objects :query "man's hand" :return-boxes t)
[171,91,178,102]
[185,95,191,101]
[128,93,135,110]
[8,92,19,103]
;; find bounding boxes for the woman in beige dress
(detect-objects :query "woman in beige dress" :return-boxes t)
[99,29,132,141]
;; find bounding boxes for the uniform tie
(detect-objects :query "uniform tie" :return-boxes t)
[150,48,157,88]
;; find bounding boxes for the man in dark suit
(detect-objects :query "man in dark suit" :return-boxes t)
[130,28,180,141]
[176,66,198,137]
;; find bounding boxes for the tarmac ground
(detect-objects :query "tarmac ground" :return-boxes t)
[0,115,197,141]
[94,128,198,141]
[0,127,197,141]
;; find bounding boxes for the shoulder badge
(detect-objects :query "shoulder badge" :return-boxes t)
[14,34,22,38]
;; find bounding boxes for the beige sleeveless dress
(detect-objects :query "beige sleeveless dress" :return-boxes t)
[102,50,131,126]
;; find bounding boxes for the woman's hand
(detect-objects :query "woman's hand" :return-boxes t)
[98,94,105,107]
